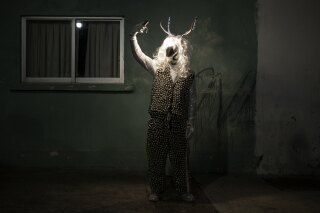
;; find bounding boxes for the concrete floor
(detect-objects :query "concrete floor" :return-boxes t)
[0,170,319,213]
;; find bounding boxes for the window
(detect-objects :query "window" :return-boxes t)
[21,17,124,84]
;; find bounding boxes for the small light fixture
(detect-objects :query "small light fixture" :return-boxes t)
[76,22,83,29]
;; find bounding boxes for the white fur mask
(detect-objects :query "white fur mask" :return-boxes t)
[153,17,197,78]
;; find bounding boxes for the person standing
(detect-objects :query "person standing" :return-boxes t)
[130,18,197,202]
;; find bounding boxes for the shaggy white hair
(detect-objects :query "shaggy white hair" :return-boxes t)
[153,36,191,78]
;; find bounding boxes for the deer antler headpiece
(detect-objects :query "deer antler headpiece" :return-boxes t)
[160,17,197,37]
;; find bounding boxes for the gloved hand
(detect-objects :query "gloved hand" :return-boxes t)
[130,20,149,37]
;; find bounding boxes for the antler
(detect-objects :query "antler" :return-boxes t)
[181,17,198,37]
[167,17,171,34]
[160,17,173,36]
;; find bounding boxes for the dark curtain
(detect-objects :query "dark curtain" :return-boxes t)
[26,20,71,77]
[84,22,120,78]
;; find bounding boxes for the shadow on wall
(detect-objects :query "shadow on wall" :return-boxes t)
[190,67,259,173]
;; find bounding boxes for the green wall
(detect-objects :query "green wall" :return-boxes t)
[256,0,320,175]
[0,0,257,173]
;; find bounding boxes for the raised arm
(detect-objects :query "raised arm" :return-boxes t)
[129,21,156,75]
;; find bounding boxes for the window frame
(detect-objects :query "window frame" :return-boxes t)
[21,16,124,84]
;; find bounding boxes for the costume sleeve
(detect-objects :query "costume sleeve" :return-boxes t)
[130,34,156,75]
[188,78,197,124]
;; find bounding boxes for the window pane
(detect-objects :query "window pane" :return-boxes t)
[75,20,120,78]
[26,20,71,77]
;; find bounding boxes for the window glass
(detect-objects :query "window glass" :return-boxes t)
[75,20,120,78]
[26,20,71,77]
[22,17,124,84]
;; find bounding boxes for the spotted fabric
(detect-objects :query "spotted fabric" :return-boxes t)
[146,66,194,195]
[147,114,191,194]
[149,66,195,119]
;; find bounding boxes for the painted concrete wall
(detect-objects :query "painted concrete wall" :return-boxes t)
[256,0,320,175]
[0,0,257,173]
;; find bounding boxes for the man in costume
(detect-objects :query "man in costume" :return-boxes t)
[130,18,197,202]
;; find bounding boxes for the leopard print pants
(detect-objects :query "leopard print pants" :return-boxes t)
[146,114,191,195]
